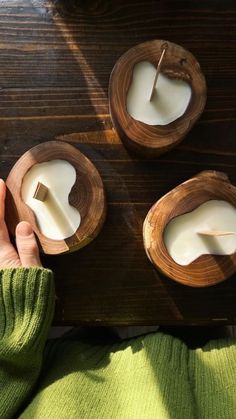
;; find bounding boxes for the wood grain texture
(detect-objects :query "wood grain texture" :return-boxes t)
[0,0,236,324]
[143,171,236,287]
[109,40,206,157]
[6,141,106,254]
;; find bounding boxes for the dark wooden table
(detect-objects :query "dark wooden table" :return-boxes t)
[1,0,236,326]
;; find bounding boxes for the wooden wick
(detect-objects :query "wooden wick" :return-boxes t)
[149,48,167,101]
[198,230,236,237]
[33,182,48,202]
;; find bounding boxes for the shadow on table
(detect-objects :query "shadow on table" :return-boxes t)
[48,0,236,187]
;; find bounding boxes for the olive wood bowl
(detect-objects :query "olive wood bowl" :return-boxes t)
[109,39,206,157]
[6,141,106,255]
[143,171,236,287]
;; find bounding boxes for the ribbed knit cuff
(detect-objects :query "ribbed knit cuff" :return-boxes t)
[0,268,55,354]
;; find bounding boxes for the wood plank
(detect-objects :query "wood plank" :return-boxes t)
[1,0,236,324]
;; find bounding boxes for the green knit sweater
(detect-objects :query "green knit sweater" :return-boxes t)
[0,268,236,419]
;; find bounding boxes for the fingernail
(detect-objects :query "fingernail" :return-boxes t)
[16,222,33,237]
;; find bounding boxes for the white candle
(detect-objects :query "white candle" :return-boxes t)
[21,159,81,240]
[127,61,192,125]
[164,200,236,266]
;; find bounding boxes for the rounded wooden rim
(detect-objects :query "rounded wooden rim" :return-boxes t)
[6,141,106,255]
[109,39,207,155]
[143,171,236,287]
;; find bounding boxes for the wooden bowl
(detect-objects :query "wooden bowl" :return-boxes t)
[143,171,236,287]
[6,141,106,255]
[109,39,206,157]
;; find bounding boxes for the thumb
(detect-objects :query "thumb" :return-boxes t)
[16,222,42,267]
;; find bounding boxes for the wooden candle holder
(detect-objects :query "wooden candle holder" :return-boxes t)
[143,171,236,287]
[6,141,106,255]
[109,39,207,157]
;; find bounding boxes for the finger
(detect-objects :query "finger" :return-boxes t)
[0,178,6,220]
[0,245,21,268]
[0,179,10,243]
[0,179,21,267]
[16,222,42,267]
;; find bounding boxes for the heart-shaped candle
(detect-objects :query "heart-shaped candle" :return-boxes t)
[6,141,106,255]
[21,160,81,240]
[143,171,236,287]
[127,61,192,126]
[164,200,236,266]
[109,40,206,157]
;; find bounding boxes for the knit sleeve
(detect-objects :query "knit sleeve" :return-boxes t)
[0,267,55,419]
[190,338,236,419]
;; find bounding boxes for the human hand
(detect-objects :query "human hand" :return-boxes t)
[0,179,41,268]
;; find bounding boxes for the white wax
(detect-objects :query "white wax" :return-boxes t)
[21,159,81,240]
[127,61,192,125]
[164,200,236,266]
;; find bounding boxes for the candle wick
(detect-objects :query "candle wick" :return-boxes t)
[198,230,236,236]
[33,182,48,202]
[149,48,167,102]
